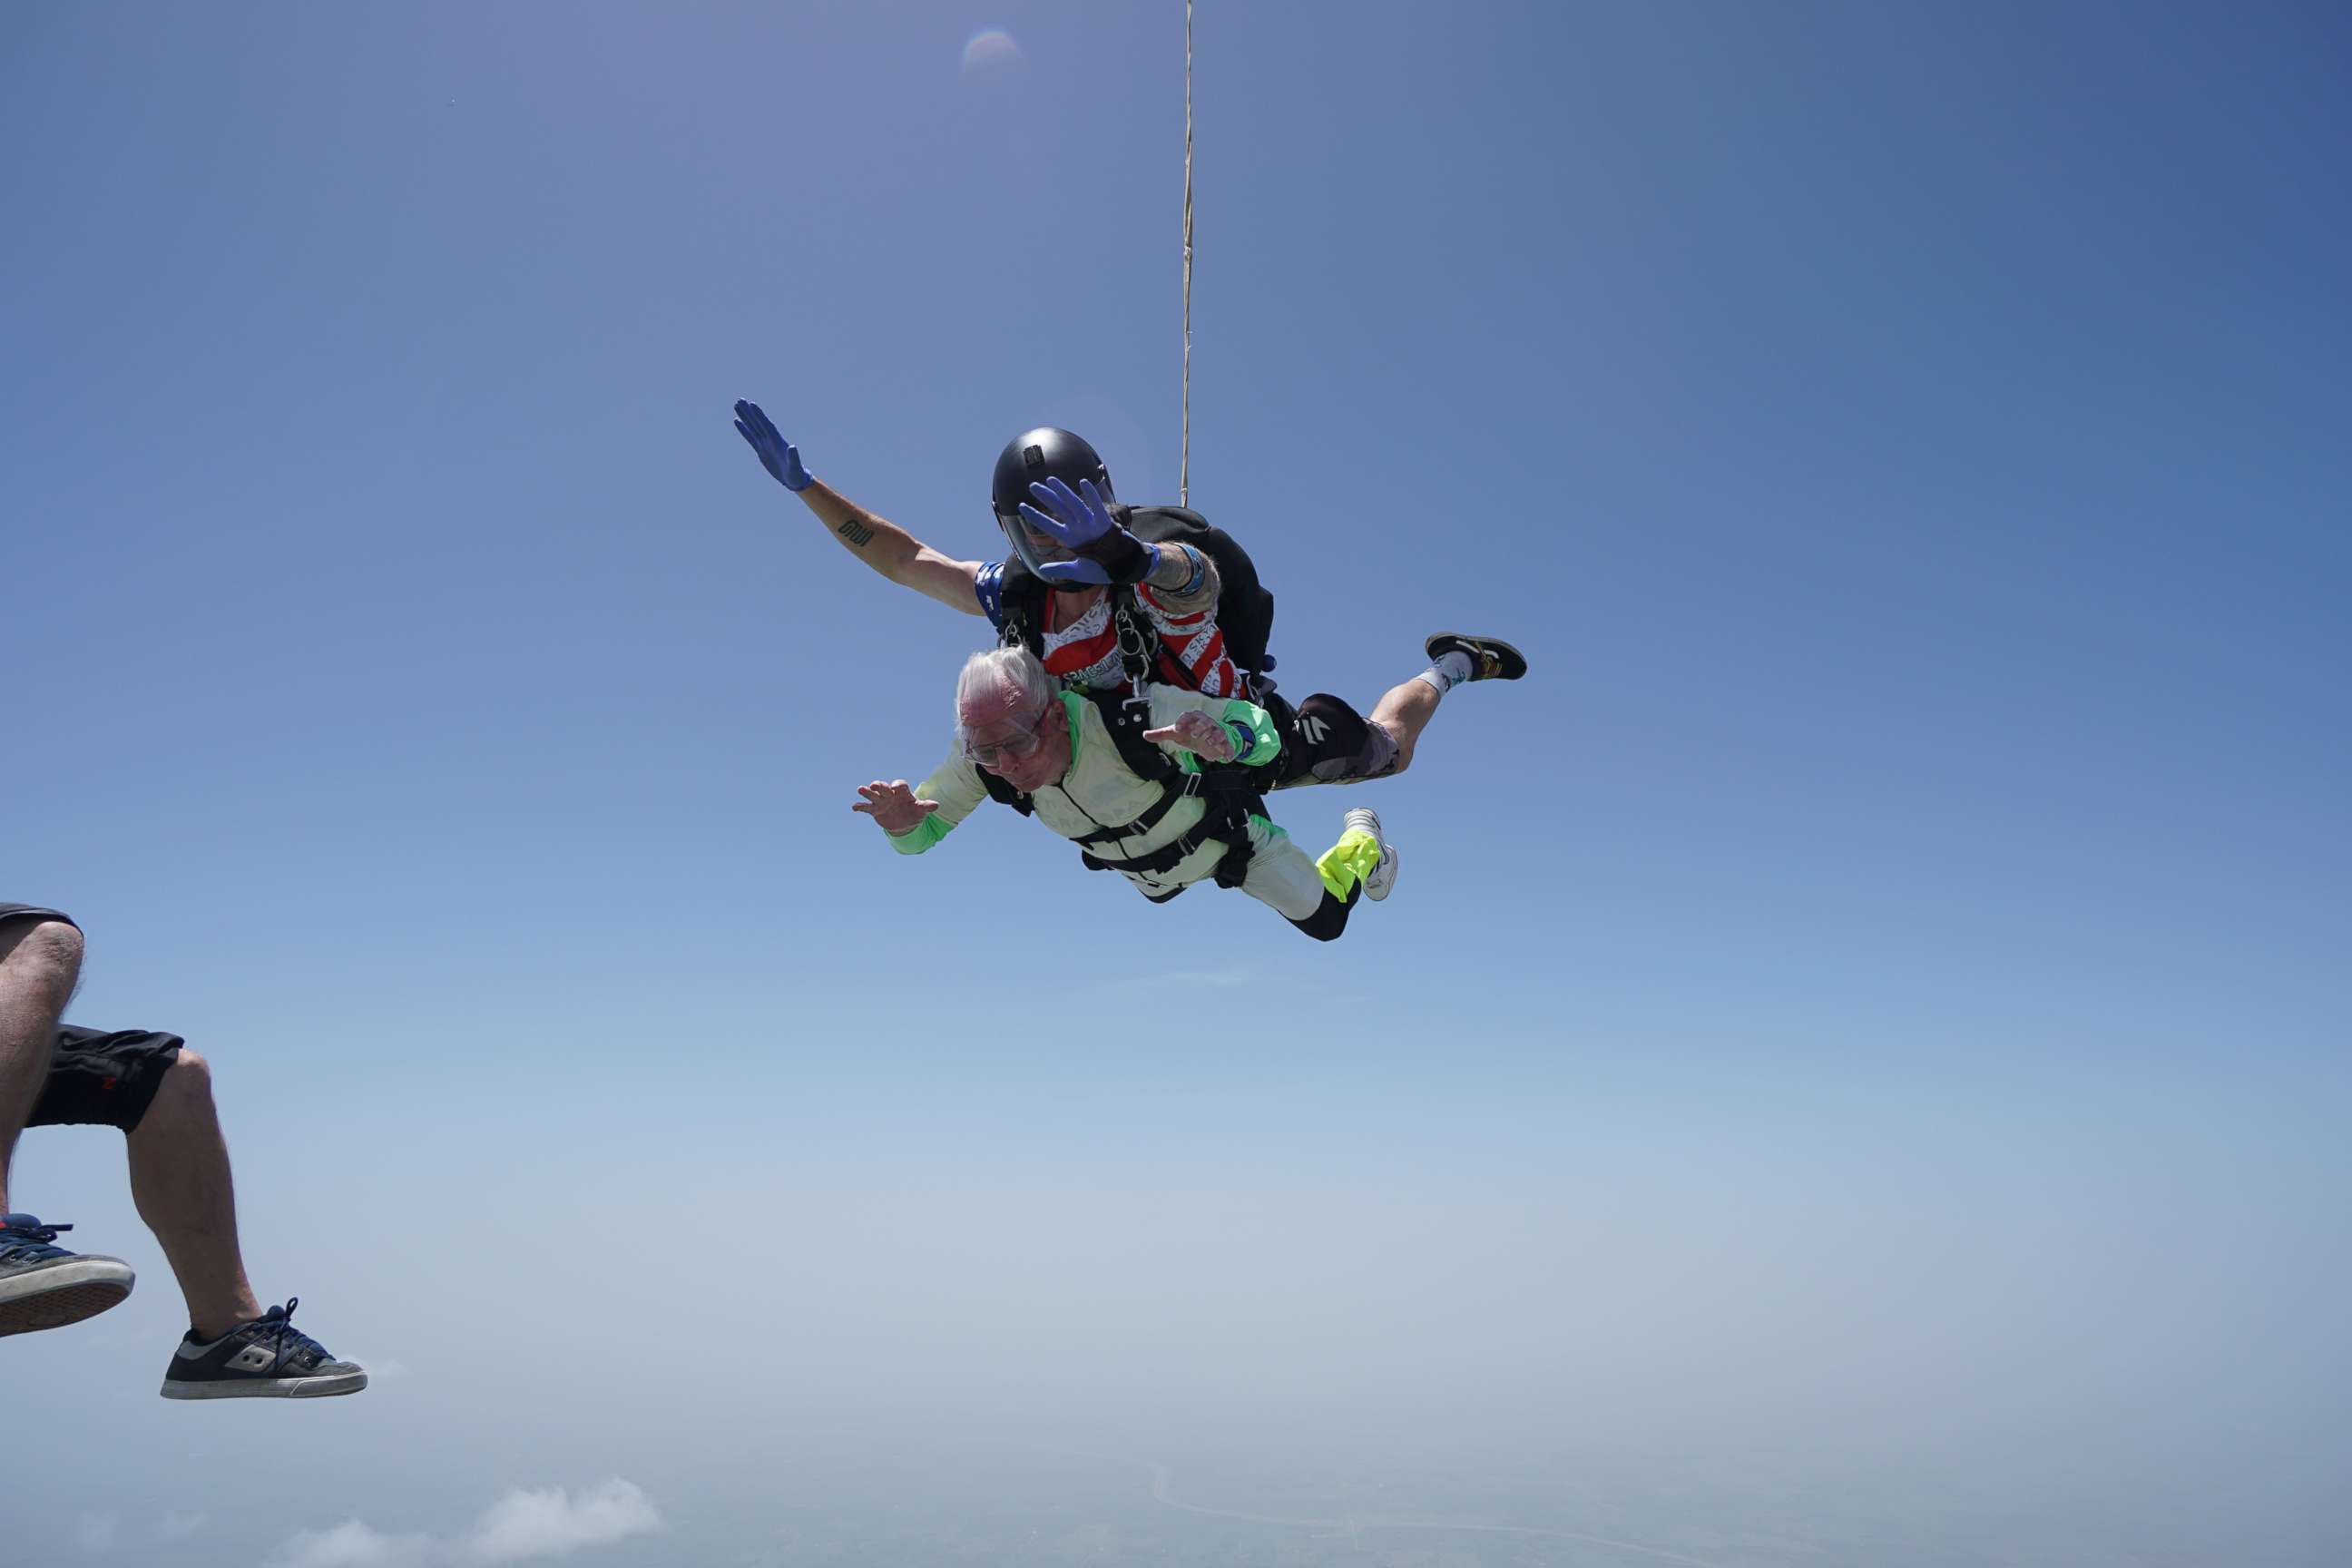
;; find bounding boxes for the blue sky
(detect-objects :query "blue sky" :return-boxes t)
[5,4,2348,1565]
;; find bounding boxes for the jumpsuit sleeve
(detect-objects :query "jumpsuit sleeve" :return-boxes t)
[886,751,989,855]
[974,561,1007,626]
[1144,687,1281,769]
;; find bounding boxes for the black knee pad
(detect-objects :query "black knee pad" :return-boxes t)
[1288,886,1359,943]
[1286,693,1397,785]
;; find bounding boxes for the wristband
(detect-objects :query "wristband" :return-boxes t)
[1167,545,1206,597]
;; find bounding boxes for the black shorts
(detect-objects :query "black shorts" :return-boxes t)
[4,903,181,1132]
[28,1025,185,1132]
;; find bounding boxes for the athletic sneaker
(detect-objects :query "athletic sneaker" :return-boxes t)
[1342,806,1399,902]
[160,1298,368,1400]
[1425,632,1528,683]
[0,1213,134,1338]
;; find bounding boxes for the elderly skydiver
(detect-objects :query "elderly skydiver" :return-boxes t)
[732,403,1528,787]
[854,648,1396,941]
[0,903,366,1399]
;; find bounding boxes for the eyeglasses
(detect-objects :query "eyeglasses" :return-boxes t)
[957,701,1059,769]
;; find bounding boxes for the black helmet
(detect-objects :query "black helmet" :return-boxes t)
[991,427,1114,524]
[991,427,1119,583]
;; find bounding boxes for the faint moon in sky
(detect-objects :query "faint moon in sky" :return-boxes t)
[961,28,1024,75]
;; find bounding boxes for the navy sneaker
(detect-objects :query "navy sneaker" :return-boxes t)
[1425,632,1527,682]
[160,1298,368,1400]
[0,1213,135,1338]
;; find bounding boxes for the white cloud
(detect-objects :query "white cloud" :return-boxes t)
[260,1480,656,1568]
[460,1479,662,1563]
[74,1515,115,1553]
[264,1519,431,1568]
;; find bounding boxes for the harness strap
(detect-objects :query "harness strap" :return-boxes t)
[1074,785,1261,887]
[1079,819,1219,878]
[1070,772,1200,847]
[1112,593,1156,703]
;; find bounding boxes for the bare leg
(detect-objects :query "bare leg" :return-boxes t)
[1367,676,1444,778]
[1357,634,1521,780]
[0,919,83,1211]
[126,1049,262,1339]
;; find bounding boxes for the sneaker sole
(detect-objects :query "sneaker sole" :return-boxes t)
[0,1260,135,1338]
[161,1369,369,1400]
[1425,632,1527,681]
[1365,845,1399,902]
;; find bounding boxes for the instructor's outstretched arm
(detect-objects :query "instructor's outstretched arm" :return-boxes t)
[734,400,986,615]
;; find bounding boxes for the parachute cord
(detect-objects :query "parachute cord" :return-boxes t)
[1180,0,1194,508]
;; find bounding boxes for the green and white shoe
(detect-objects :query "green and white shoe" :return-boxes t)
[1342,807,1399,902]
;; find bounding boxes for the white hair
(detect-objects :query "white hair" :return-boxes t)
[955,645,1054,730]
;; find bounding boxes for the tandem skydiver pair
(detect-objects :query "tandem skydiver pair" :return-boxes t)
[734,402,1528,938]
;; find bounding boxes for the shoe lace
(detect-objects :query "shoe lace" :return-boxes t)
[0,1217,70,1259]
[252,1297,332,1361]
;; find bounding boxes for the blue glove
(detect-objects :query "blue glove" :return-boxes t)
[733,399,813,493]
[1016,476,1156,586]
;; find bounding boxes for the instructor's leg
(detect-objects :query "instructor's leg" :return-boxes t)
[1367,632,1530,779]
[1367,678,1442,778]
[127,1050,262,1340]
[1299,664,1460,788]
[1,915,83,1210]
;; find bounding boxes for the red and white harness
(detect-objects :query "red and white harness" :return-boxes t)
[1038,585,1244,698]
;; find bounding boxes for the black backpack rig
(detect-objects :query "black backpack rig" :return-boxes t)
[989,505,1377,791]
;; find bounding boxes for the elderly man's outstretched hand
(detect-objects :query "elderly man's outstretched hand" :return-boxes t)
[1142,710,1241,763]
[854,779,940,835]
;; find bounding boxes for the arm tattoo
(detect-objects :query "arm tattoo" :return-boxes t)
[836,516,877,548]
